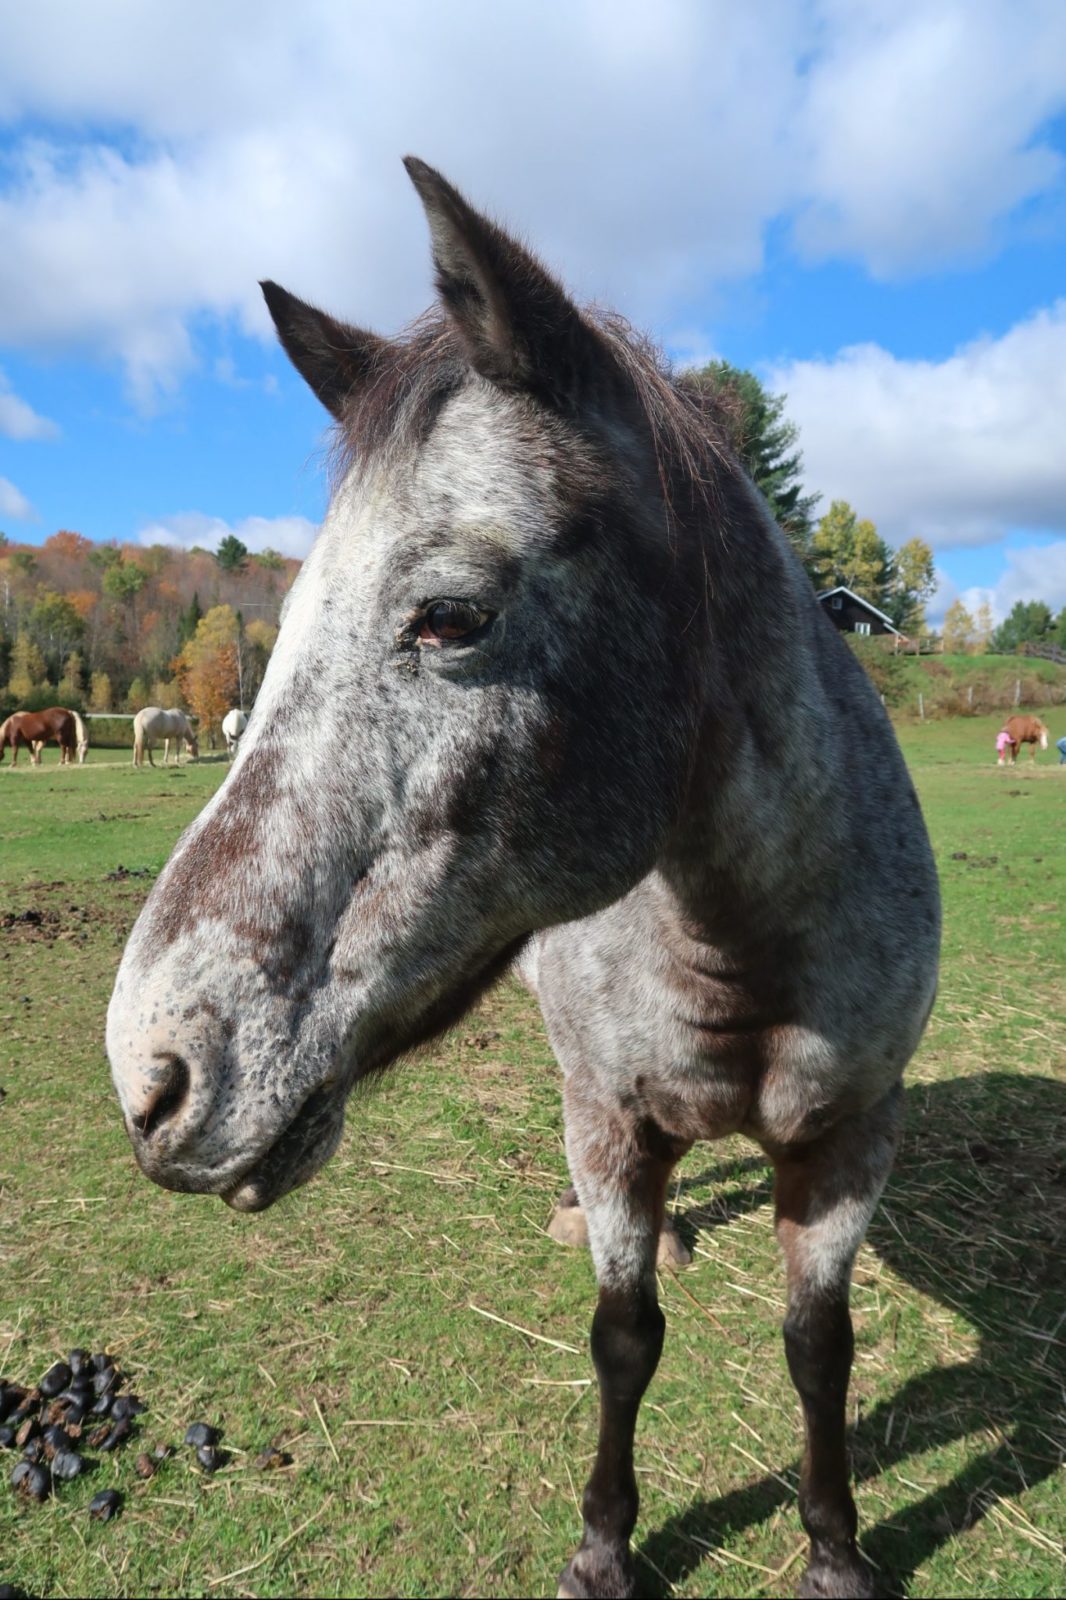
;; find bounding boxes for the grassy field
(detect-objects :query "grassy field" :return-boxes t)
[1,717,1063,1599]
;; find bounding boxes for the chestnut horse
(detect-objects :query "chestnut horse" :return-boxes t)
[108,160,940,1600]
[0,707,88,766]
[1003,714,1049,764]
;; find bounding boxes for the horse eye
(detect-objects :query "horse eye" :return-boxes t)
[419,601,490,642]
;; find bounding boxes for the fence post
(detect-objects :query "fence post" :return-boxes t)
[1014,678,1021,706]
[967,685,974,710]
[918,692,925,721]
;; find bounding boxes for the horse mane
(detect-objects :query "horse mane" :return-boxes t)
[329,308,734,535]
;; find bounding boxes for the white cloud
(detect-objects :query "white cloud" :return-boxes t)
[771,302,1066,548]
[0,476,35,520]
[929,548,1066,628]
[0,370,58,440]
[792,0,1066,276]
[137,511,317,560]
[0,2,1062,398]
[985,541,1066,618]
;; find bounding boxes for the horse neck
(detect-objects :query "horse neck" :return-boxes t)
[655,474,867,932]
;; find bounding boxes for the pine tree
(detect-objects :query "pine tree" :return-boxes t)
[989,601,1053,654]
[178,592,203,647]
[215,535,249,573]
[682,361,819,567]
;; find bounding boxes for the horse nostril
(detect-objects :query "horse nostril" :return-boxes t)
[139,1053,191,1141]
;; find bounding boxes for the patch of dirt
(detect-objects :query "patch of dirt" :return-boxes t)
[1,903,93,945]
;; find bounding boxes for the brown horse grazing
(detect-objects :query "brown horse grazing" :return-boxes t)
[0,708,88,766]
[1003,714,1049,764]
[108,161,940,1600]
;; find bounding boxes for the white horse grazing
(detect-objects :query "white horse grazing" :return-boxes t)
[132,707,199,768]
[222,708,248,757]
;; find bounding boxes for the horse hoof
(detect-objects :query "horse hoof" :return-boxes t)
[547,1203,589,1249]
[657,1224,692,1268]
[796,1554,878,1598]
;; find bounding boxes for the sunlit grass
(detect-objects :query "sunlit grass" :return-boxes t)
[1,728,1063,1597]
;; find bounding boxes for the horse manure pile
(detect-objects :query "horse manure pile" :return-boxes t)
[1,1351,147,1514]
[2,1351,294,1518]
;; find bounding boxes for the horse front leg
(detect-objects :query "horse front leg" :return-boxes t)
[558,1081,688,1600]
[770,1084,903,1599]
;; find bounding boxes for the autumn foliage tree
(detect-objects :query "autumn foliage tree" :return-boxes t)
[175,605,241,742]
[941,600,975,654]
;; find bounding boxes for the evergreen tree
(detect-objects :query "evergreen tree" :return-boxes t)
[682,361,819,566]
[989,600,1053,654]
[1054,607,1066,651]
[215,534,249,573]
[178,592,203,647]
[883,538,936,633]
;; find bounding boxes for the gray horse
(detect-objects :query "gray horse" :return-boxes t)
[107,160,940,1599]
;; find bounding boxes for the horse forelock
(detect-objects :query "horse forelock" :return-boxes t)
[327,306,733,545]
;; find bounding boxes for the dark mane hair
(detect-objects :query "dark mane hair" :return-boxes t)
[330,306,736,533]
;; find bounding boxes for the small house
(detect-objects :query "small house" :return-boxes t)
[817,586,904,640]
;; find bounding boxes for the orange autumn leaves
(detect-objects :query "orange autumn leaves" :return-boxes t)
[174,606,278,739]
[174,604,240,737]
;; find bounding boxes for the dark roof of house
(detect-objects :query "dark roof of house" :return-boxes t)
[816,585,905,636]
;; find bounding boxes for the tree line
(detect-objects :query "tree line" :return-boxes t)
[687,361,1064,649]
[2,365,1062,735]
[0,530,298,740]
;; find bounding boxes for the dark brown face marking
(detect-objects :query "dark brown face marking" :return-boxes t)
[140,742,284,958]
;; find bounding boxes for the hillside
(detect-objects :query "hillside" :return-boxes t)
[0,530,300,722]
[848,640,1066,721]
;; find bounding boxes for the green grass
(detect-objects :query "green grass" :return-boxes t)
[1,730,1063,1597]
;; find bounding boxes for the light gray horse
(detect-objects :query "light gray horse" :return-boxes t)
[132,706,199,767]
[108,160,940,1600]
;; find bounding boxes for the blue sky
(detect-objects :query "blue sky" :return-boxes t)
[2,0,1065,623]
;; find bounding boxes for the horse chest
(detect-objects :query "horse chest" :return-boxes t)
[535,928,772,1142]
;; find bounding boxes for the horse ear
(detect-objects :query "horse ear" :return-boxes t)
[260,281,387,420]
[402,157,609,411]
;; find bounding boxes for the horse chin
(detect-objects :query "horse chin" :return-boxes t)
[220,1090,344,1214]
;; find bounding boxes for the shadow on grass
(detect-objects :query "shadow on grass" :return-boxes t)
[638,1073,1066,1596]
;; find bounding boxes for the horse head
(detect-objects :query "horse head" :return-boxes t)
[107,159,717,1211]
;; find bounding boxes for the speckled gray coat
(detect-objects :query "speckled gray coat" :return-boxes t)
[109,160,939,1600]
